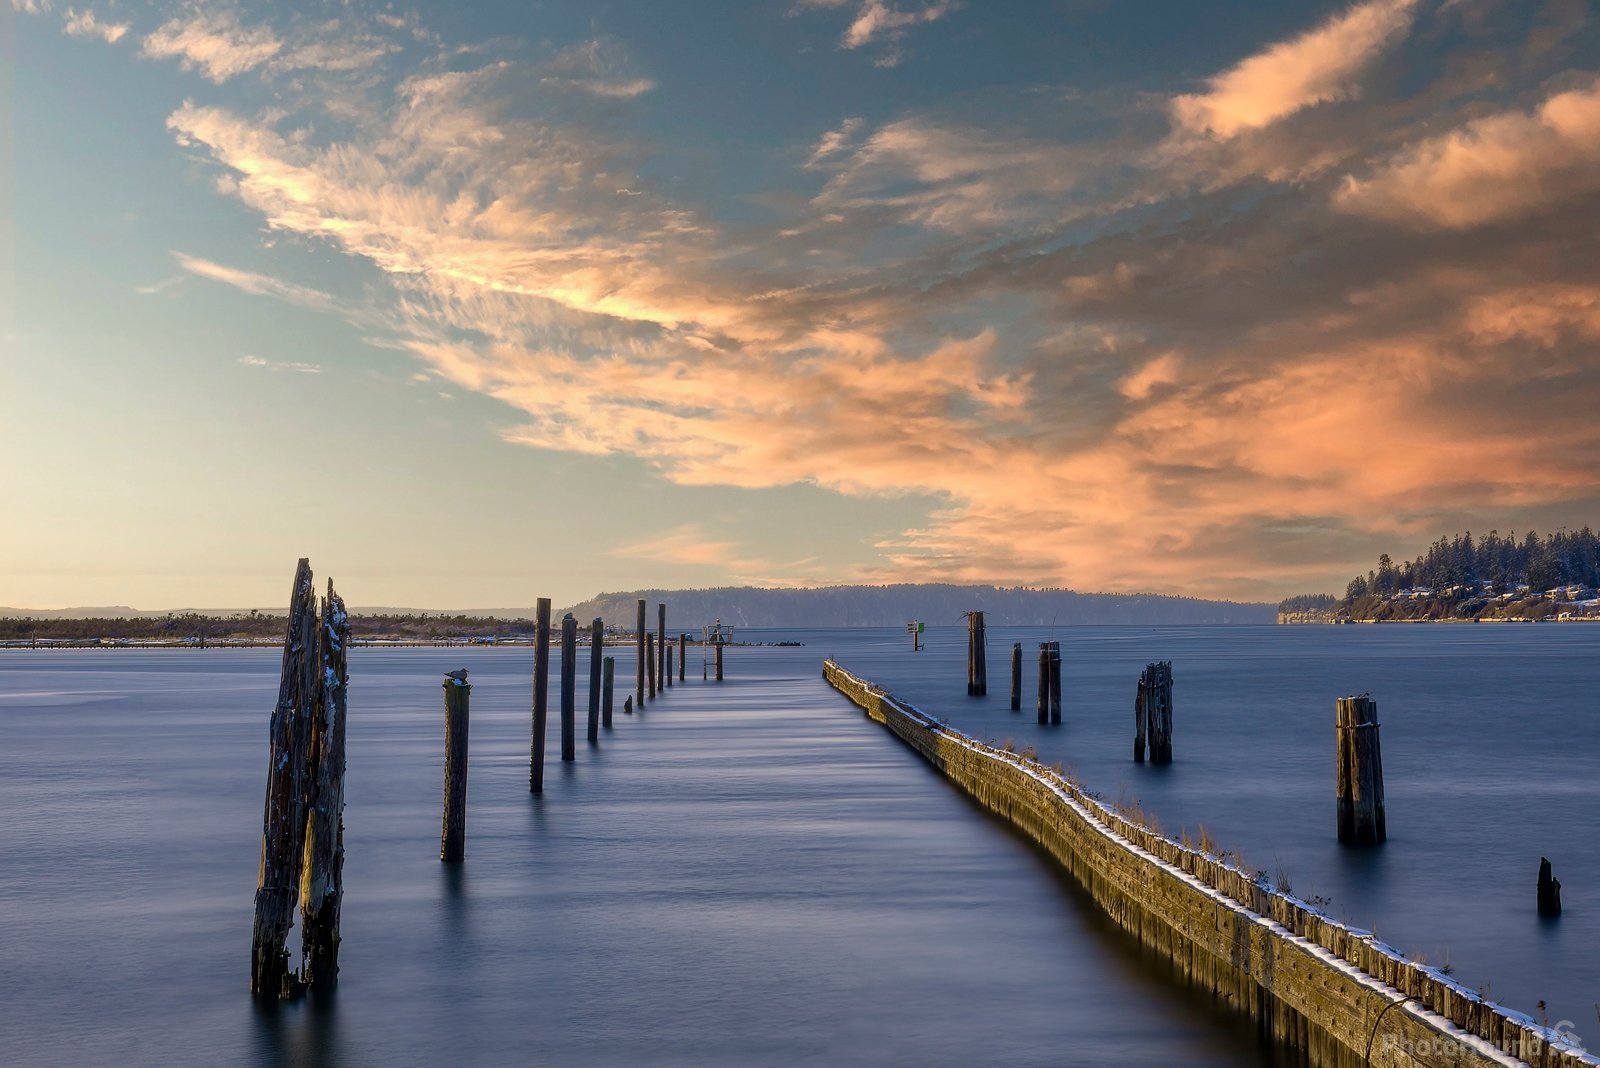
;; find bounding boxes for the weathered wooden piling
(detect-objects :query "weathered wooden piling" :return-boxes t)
[299,582,349,987]
[657,604,667,691]
[646,631,657,699]
[530,597,551,793]
[560,613,577,761]
[1037,643,1050,725]
[635,599,646,706]
[1047,641,1062,724]
[966,611,987,695]
[666,645,674,688]
[1009,642,1022,711]
[678,633,686,681]
[251,558,319,999]
[601,656,615,728]
[714,634,724,681]
[440,671,470,863]
[1538,858,1562,917]
[1137,661,1172,763]
[587,618,603,743]
[1335,695,1385,845]
[624,695,633,715]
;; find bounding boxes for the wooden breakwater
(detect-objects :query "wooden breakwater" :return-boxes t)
[822,660,1592,1068]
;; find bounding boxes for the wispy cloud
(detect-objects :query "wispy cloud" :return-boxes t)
[63,8,127,43]
[142,9,283,83]
[1171,0,1419,138]
[539,37,655,98]
[171,252,337,312]
[238,354,322,374]
[796,0,957,65]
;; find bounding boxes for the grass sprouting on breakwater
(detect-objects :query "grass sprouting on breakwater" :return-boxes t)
[823,659,1594,1068]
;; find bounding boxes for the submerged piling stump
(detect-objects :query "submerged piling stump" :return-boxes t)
[624,695,633,715]
[966,611,987,695]
[299,581,349,987]
[587,618,603,743]
[560,613,577,761]
[440,671,470,863]
[1009,642,1022,711]
[1335,695,1385,845]
[251,558,319,999]
[530,598,551,793]
[602,656,615,728]
[1538,858,1562,917]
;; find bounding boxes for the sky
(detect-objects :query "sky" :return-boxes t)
[3,0,1599,610]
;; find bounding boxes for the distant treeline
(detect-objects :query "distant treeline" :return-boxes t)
[1278,528,1600,622]
[1,612,539,643]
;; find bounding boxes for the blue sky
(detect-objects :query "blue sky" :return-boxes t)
[5,0,1599,609]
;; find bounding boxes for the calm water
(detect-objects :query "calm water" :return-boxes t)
[826,624,1599,1032]
[1,643,1289,1068]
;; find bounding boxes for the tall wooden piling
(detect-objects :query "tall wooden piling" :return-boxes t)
[657,604,667,691]
[1009,643,1022,711]
[251,558,319,999]
[1335,695,1385,845]
[1138,661,1172,763]
[530,597,551,793]
[560,613,577,761]
[647,632,657,699]
[678,633,686,682]
[714,634,724,682]
[588,618,603,743]
[635,599,646,707]
[299,582,349,987]
[1537,858,1562,917]
[666,645,674,689]
[966,612,987,695]
[602,656,615,728]
[440,671,470,863]
[1037,644,1050,725]
[1047,641,1062,724]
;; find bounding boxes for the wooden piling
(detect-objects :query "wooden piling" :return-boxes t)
[1140,661,1172,763]
[966,611,987,695]
[299,581,349,987]
[1538,858,1562,917]
[1009,642,1021,711]
[657,604,666,692]
[635,599,646,707]
[646,631,657,699]
[714,634,724,682]
[560,613,577,761]
[624,695,633,715]
[440,671,470,863]
[1037,643,1049,725]
[1335,695,1385,845]
[1048,641,1062,725]
[251,558,319,999]
[587,619,603,743]
[530,597,550,793]
[666,645,674,689]
[602,656,615,728]
[678,633,686,681]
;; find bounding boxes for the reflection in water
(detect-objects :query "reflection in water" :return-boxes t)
[250,987,342,1068]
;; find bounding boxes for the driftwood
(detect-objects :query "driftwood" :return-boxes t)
[299,581,349,985]
[440,672,470,862]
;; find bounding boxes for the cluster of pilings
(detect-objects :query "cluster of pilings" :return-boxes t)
[253,574,730,996]
[1133,661,1172,764]
[250,558,350,999]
